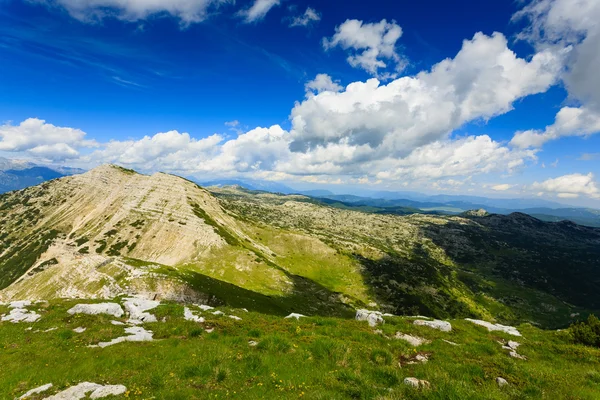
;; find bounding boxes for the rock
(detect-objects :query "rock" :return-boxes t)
[123,297,160,324]
[496,377,508,387]
[413,319,452,332]
[229,315,242,321]
[184,307,205,323]
[394,332,430,347]
[248,340,259,347]
[407,354,429,364]
[89,385,127,399]
[509,351,527,360]
[110,320,125,326]
[18,383,53,399]
[212,310,224,316]
[501,340,520,351]
[198,304,214,311]
[90,326,154,348]
[465,319,521,336]
[403,377,430,389]
[73,327,87,333]
[67,303,124,318]
[570,313,580,318]
[1,301,41,323]
[285,313,306,320]
[356,309,384,327]
[442,339,459,346]
[44,327,58,332]
[41,382,126,400]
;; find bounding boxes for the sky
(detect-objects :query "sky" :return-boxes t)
[0,0,599,207]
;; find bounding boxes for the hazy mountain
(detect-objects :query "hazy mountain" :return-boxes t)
[0,158,85,194]
[1,165,598,329]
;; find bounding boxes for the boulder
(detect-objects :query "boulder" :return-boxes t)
[394,332,430,346]
[465,319,521,336]
[413,319,452,332]
[403,377,430,389]
[356,309,384,327]
[496,377,508,387]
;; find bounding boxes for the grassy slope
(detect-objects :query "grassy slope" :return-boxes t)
[1,300,599,399]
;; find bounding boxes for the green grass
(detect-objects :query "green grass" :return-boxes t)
[1,299,599,399]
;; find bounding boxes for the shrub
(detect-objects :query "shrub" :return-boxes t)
[570,314,600,347]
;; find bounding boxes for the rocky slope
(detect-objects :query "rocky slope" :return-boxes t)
[1,165,599,328]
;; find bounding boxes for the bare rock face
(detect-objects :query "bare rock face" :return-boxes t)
[356,309,384,327]
[1,300,41,323]
[67,303,124,318]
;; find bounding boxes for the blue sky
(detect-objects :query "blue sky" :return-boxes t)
[0,0,599,206]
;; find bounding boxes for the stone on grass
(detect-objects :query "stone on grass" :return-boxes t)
[356,310,384,327]
[18,383,53,399]
[285,313,306,320]
[67,303,124,318]
[212,310,224,316]
[41,382,126,400]
[395,332,430,347]
[1,301,41,323]
[198,304,214,311]
[465,319,521,336]
[403,377,430,389]
[229,315,242,321]
[124,297,160,324]
[73,327,87,333]
[496,377,508,387]
[413,319,452,332]
[90,326,153,348]
[184,307,205,323]
[248,340,259,347]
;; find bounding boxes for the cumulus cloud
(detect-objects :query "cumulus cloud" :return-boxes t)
[289,7,320,27]
[305,74,343,95]
[292,32,562,157]
[237,0,280,23]
[511,106,600,148]
[0,118,96,161]
[532,173,600,199]
[323,19,406,78]
[43,0,232,25]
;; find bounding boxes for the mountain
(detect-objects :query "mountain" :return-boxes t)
[0,157,85,194]
[1,165,599,329]
[199,178,296,194]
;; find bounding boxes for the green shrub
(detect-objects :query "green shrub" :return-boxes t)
[570,314,600,347]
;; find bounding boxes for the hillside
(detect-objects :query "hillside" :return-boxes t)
[1,165,599,330]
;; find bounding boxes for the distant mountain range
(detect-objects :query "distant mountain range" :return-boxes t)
[0,158,85,194]
[201,178,600,227]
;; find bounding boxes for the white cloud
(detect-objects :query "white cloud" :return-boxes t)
[305,74,343,95]
[293,32,562,158]
[515,0,600,110]
[531,173,600,199]
[323,19,406,78]
[289,7,320,27]
[491,184,513,191]
[511,106,600,148]
[237,0,280,23]
[0,118,96,161]
[46,0,233,25]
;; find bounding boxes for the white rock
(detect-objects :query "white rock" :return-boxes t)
[10,300,32,309]
[198,304,214,311]
[356,309,384,327]
[91,326,154,348]
[18,383,53,399]
[110,320,125,326]
[395,332,430,347]
[205,328,214,333]
[403,377,430,388]
[442,339,459,346]
[73,327,87,333]
[465,319,521,336]
[383,313,396,317]
[413,319,452,332]
[570,313,580,318]
[248,340,259,347]
[285,313,306,320]
[123,297,160,324]
[509,351,527,360]
[496,377,508,387]
[67,303,124,318]
[89,385,127,399]
[41,382,126,400]
[2,307,41,323]
[229,315,242,321]
[44,328,58,332]
[184,307,205,323]
[212,310,224,316]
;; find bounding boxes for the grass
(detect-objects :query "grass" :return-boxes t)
[1,299,599,399]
